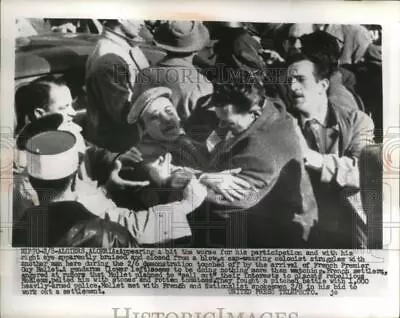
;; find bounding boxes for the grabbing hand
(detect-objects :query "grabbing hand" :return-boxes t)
[167,168,194,190]
[200,168,254,202]
[259,49,285,64]
[293,123,323,170]
[117,147,144,167]
[105,160,150,194]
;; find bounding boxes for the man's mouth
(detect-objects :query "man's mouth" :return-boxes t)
[292,95,304,101]
[163,125,179,133]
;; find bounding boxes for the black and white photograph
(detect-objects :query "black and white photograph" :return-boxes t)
[11,18,383,249]
[1,1,399,317]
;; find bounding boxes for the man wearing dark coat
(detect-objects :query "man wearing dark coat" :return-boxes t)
[190,72,318,248]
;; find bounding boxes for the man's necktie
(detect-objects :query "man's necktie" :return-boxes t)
[302,119,320,152]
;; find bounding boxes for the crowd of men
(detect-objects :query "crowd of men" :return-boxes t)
[13,20,383,249]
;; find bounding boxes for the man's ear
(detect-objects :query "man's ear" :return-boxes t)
[320,78,330,92]
[33,108,46,119]
[282,39,290,54]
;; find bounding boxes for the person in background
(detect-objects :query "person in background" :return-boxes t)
[245,24,316,109]
[272,23,370,67]
[195,21,286,140]
[300,30,360,110]
[132,20,213,125]
[352,44,383,141]
[318,24,373,65]
[267,24,360,112]
[287,52,375,248]
[85,19,149,152]
[14,75,85,152]
[212,21,265,73]
[277,23,316,60]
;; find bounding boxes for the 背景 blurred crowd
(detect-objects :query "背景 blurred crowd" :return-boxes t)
[13,20,383,249]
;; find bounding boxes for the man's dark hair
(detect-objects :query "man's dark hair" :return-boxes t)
[287,51,335,81]
[212,69,265,113]
[273,23,295,55]
[15,75,66,134]
[277,23,294,39]
[116,161,193,210]
[29,172,76,202]
[119,161,193,190]
[300,30,341,71]
[119,161,151,185]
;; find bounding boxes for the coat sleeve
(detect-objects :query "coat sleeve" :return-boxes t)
[105,178,207,245]
[84,144,119,184]
[349,25,373,64]
[184,80,213,120]
[88,54,133,125]
[205,136,282,210]
[320,110,375,187]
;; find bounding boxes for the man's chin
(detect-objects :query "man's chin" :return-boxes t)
[163,132,180,141]
[293,103,311,115]
[291,98,305,108]
[164,126,181,135]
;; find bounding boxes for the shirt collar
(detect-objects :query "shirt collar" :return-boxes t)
[103,28,133,53]
[300,103,339,131]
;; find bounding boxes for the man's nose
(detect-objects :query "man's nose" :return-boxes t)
[293,38,302,50]
[67,105,76,117]
[164,152,172,163]
[161,111,178,123]
[289,78,299,92]
[160,113,172,123]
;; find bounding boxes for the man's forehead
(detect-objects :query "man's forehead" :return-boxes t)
[288,60,315,76]
[215,103,234,115]
[49,84,71,101]
[145,96,172,113]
